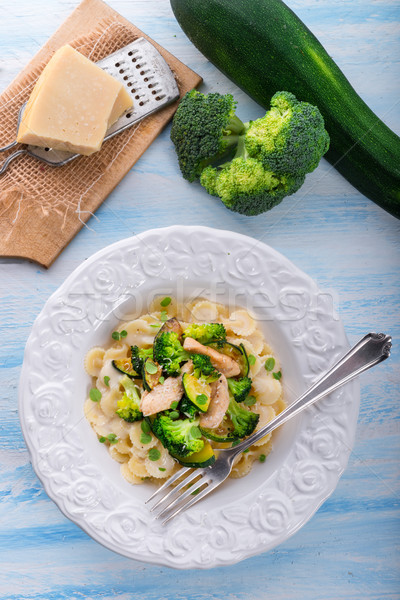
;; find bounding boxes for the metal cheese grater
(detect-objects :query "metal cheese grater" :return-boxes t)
[0,37,180,174]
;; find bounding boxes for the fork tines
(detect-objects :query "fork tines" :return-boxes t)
[145,466,213,524]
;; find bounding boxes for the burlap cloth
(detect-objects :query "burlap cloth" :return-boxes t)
[0,0,201,266]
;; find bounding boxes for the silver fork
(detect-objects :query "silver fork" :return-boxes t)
[146,332,392,524]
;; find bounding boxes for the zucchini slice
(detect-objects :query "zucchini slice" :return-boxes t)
[112,358,141,379]
[142,358,163,391]
[173,441,216,468]
[206,340,249,377]
[199,426,238,443]
[145,412,156,425]
[182,372,211,412]
[154,317,183,343]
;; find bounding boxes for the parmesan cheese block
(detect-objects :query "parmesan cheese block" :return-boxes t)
[17,45,133,156]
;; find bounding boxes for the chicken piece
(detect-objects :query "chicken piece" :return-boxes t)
[139,360,193,416]
[200,374,230,429]
[140,376,183,416]
[182,337,240,377]
[181,359,194,376]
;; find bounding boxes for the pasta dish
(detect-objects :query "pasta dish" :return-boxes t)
[84,297,285,484]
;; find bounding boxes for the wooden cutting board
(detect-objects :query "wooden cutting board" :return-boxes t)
[0,0,202,267]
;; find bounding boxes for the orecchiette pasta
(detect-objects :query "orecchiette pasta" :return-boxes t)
[84,347,106,377]
[148,295,179,318]
[129,422,159,452]
[231,453,255,478]
[252,373,282,405]
[127,456,150,479]
[84,298,285,486]
[144,446,177,478]
[100,387,122,419]
[121,318,156,348]
[252,404,276,446]
[109,446,130,464]
[244,330,265,355]
[103,345,130,365]
[223,309,256,337]
[190,300,221,322]
[120,461,146,485]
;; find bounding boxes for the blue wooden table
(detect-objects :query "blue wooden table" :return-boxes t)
[1,1,399,598]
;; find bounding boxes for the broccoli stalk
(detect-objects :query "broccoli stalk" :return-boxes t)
[227,376,252,403]
[152,413,204,457]
[170,90,245,182]
[116,375,143,422]
[227,394,259,438]
[183,322,226,345]
[153,331,190,376]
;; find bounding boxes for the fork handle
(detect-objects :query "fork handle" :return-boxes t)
[231,332,392,455]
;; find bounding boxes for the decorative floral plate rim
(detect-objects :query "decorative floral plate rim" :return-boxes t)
[19,225,359,569]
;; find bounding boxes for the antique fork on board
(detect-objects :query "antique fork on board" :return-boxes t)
[146,332,392,524]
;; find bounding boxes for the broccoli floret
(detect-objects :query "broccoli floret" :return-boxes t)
[227,377,252,403]
[153,331,190,376]
[201,152,304,216]
[130,345,153,374]
[170,90,245,182]
[172,89,328,216]
[227,395,259,438]
[183,322,226,344]
[116,375,143,422]
[192,353,220,382]
[179,396,199,419]
[245,91,330,176]
[152,414,204,457]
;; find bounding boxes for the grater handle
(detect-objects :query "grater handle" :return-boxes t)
[0,140,18,153]
[0,149,28,175]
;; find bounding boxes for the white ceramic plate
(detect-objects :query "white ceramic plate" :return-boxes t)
[19,226,359,569]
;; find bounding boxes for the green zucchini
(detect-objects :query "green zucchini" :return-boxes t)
[199,426,237,443]
[154,317,183,344]
[182,372,211,412]
[112,358,141,379]
[142,358,163,391]
[170,0,400,218]
[173,440,216,467]
[205,340,249,377]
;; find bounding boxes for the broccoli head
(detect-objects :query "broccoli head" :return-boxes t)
[116,375,143,422]
[130,345,153,374]
[192,353,220,382]
[170,90,245,182]
[201,154,304,216]
[153,331,190,376]
[152,414,204,457]
[179,396,199,419]
[183,322,226,344]
[245,91,330,176]
[227,376,252,403]
[171,89,328,216]
[227,395,259,438]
